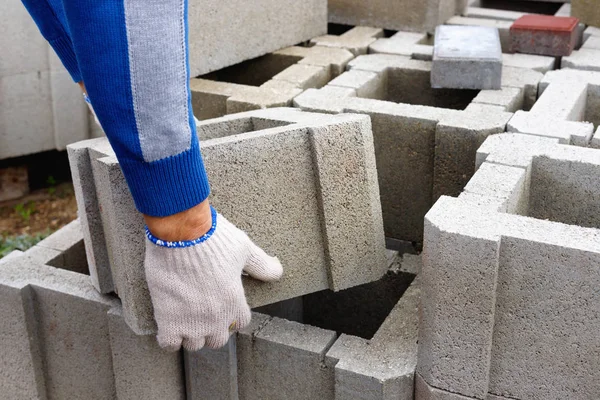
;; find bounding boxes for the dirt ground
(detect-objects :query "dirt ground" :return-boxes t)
[0,182,78,237]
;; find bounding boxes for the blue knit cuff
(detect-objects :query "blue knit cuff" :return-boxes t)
[49,36,82,82]
[119,140,211,217]
[145,206,217,248]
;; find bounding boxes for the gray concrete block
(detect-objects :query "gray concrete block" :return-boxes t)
[0,254,119,399]
[415,374,478,400]
[185,337,238,400]
[419,138,600,399]
[67,139,114,294]
[471,87,524,112]
[501,66,543,110]
[187,0,326,76]
[238,315,337,400]
[34,219,88,274]
[271,63,331,90]
[446,16,512,52]
[555,2,572,18]
[311,26,384,56]
[74,109,387,333]
[433,110,512,200]
[464,7,525,21]
[592,126,600,149]
[431,25,503,90]
[328,0,456,32]
[501,53,555,74]
[531,81,588,121]
[475,133,559,170]
[507,110,594,146]
[562,48,600,71]
[326,277,420,400]
[108,306,185,400]
[582,34,600,50]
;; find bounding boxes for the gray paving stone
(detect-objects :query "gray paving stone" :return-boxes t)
[432,25,502,90]
[446,16,512,52]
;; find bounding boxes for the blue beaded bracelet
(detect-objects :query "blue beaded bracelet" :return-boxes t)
[145,206,217,248]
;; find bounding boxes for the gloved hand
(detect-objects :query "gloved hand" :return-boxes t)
[144,206,283,351]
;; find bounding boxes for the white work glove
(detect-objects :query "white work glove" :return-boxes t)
[144,206,283,351]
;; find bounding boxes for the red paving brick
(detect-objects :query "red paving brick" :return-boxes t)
[510,15,581,57]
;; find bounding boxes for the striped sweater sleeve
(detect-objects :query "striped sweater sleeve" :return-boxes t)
[22,0,211,217]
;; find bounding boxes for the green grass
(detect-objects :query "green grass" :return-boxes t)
[0,230,52,259]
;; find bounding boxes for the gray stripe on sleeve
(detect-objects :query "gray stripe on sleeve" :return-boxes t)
[124,0,192,162]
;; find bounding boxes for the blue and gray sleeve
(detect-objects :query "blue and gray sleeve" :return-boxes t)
[22,0,211,217]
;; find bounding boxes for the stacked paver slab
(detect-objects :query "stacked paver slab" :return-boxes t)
[0,227,185,399]
[295,46,550,242]
[191,27,381,120]
[68,108,387,334]
[417,133,600,400]
[1,0,90,160]
[187,0,326,76]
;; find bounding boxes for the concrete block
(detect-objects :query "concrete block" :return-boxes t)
[471,87,524,112]
[507,110,594,146]
[72,109,387,333]
[34,219,88,274]
[510,15,580,57]
[475,133,559,170]
[0,254,119,399]
[501,53,555,73]
[328,0,456,33]
[572,0,600,29]
[0,71,54,159]
[464,7,525,21]
[501,66,544,110]
[311,26,384,56]
[271,64,331,90]
[592,126,600,148]
[530,81,588,121]
[326,277,420,400]
[562,48,600,71]
[431,25,503,90]
[446,16,512,52]
[107,306,185,400]
[555,3,572,18]
[67,139,114,294]
[0,165,28,202]
[582,34,600,50]
[238,315,337,400]
[187,0,326,76]
[433,110,512,200]
[419,136,600,399]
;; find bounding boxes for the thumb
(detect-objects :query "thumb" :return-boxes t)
[243,242,283,282]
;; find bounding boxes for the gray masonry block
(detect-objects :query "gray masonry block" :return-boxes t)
[238,316,338,400]
[328,0,457,32]
[295,54,521,242]
[508,110,594,146]
[431,25,503,90]
[592,126,600,148]
[464,6,525,21]
[446,16,512,52]
[415,374,512,400]
[326,277,420,400]
[191,44,354,120]
[311,26,384,56]
[0,254,120,399]
[70,108,387,334]
[562,47,600,71]
[108,306,185,400]
[532,81,588,121]
[67,139,114,294]
[419,135,600,400]
[187,0,326,76]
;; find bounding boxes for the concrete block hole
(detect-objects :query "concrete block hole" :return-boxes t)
[200,52,303,87]
[256,266,416,340]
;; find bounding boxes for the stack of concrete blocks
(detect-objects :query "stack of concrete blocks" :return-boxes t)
[453,2,585,53]
[0,224,185,399]
[187,0,326,76]
[191,27,382,120]
[294,45,549,242]
[508,68,600,147]
[1,0,91,160]
[417,133,600,400]
[571,0,600,29]
[67,108,388,334]
[186,268,421,399]
[431,25,503,90]
[328,0,467,33]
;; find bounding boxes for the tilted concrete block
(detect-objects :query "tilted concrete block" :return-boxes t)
[71,108,387,334]
[108,306,185,400]
[431,25,503,90]
[328,0,457,32]
[295,54,522,242]
[419,135,600,399]
[187,0,326,76]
